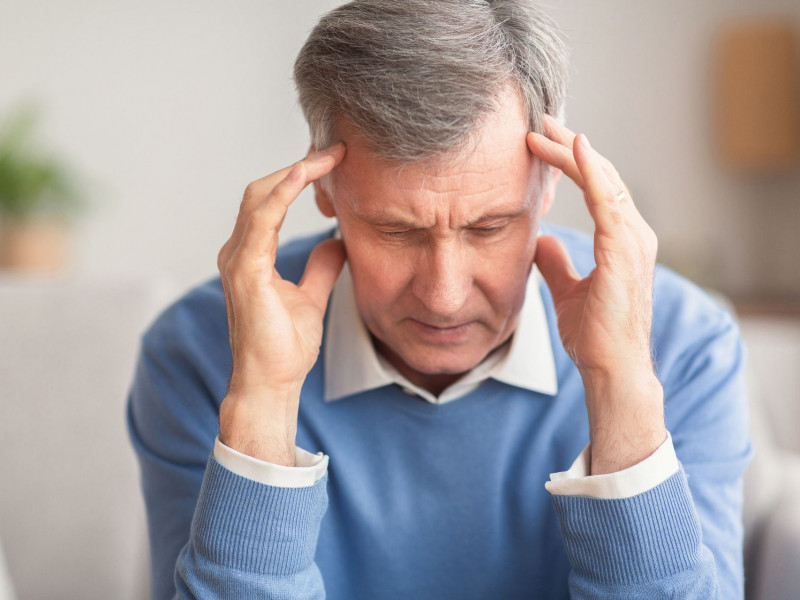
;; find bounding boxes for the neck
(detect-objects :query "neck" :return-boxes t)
[372,337,465,397]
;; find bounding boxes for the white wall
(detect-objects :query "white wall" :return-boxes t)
[1,0,799,297]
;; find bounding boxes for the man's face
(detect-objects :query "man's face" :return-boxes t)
[317,87,559,391]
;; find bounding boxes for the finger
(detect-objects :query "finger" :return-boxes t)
[543,114,578,149]
[526,132,585,189]
[241,143,345,216]
[534,235,581,302]
[220,164,303,276]
[572,134,621,233]
[232,164,308,273]
[298,238,347,311]
[227,143,346,252]
[544,115,629,201]
[227,143,346,266]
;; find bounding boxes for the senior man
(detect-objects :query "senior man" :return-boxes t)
[128,1,752,598]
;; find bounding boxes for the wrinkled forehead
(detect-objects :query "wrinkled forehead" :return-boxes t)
[329,95,540,210]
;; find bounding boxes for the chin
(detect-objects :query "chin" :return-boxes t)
[396,341,488,376]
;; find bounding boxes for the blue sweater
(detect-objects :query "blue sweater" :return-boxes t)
[128,224,752,599]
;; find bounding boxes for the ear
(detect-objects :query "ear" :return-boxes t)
[540,164,562,217]
[314,179,336,218]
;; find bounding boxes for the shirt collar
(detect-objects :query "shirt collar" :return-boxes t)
[323,262,558,402]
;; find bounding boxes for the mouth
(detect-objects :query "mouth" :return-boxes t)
[408,319,474,342]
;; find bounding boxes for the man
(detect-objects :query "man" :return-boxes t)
[128,1,752,598]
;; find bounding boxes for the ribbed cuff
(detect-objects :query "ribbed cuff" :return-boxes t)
[190,455,328,575]
[551,468,703,585]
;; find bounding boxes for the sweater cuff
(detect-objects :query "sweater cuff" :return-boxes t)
[545,431,678,498]
[551,468,704,585]
[190,455,328,575]
[213,436,328,487]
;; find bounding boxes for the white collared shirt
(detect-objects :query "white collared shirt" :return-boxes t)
[215,264,678,497]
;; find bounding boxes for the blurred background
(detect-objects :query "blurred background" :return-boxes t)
[1,1,799,598]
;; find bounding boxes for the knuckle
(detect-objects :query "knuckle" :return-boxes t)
[602,186,620,204]
[218,242,243,274]
[647,229,658,255]
[242,181,260,204]
[225,260,247,284]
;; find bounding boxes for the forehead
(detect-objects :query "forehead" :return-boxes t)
[331,88,539,219]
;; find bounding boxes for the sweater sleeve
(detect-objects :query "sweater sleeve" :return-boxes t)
[548,296,752,599]
[174,457,328,599]
[127,293,329,600]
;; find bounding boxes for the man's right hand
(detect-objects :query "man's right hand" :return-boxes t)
[216,143,346,466]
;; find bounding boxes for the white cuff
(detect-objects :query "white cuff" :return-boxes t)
[213,436,329,488]
[544,431,678,499]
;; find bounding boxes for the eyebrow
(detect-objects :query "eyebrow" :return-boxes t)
[357,208,529,230]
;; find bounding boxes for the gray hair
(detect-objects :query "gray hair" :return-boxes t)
[294,0,570,163]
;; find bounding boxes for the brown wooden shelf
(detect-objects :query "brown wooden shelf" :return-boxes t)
[732,296,800,318]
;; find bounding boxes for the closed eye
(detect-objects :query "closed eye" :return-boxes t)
[379,229,413,238]
[376,221,511,239]
[472,225,507,236]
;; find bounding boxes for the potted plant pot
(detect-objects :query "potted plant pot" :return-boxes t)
[0,218,70,273]
[0,104,82,274]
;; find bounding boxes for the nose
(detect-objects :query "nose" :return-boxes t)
[411,238,471,318]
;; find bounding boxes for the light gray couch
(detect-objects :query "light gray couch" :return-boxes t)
[0,275,176,600]
[0,277,797,598]
[740,314,800,600]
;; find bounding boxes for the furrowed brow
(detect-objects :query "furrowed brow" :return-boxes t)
[356,207,529,230]
[357,212,418,229]
[465,209,528,227]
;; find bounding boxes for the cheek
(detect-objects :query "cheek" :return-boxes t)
[475,230,538,308]
[478,220,538,268]
[344,235,413,308]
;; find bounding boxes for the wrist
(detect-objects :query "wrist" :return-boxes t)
[218,387,301,466]
[582,368,666,475]
[227,367,304,399]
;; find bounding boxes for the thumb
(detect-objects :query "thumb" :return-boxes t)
[534,235,581,301]
[299,238,347,310]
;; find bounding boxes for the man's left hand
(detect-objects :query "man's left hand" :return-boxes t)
[527,115,667,475]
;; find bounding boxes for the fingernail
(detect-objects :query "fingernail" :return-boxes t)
[581,134,591,150]
[307,151,332,164]
[322,141,346,155]
[309,142,345,163]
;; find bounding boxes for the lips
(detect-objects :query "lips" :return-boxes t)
[414,321,470,330]
[408,318,474,341]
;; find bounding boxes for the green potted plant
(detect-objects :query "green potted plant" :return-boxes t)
[0,104,83,272]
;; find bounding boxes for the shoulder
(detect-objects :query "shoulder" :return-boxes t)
[651,264,737,349]
[650,265,743,397]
